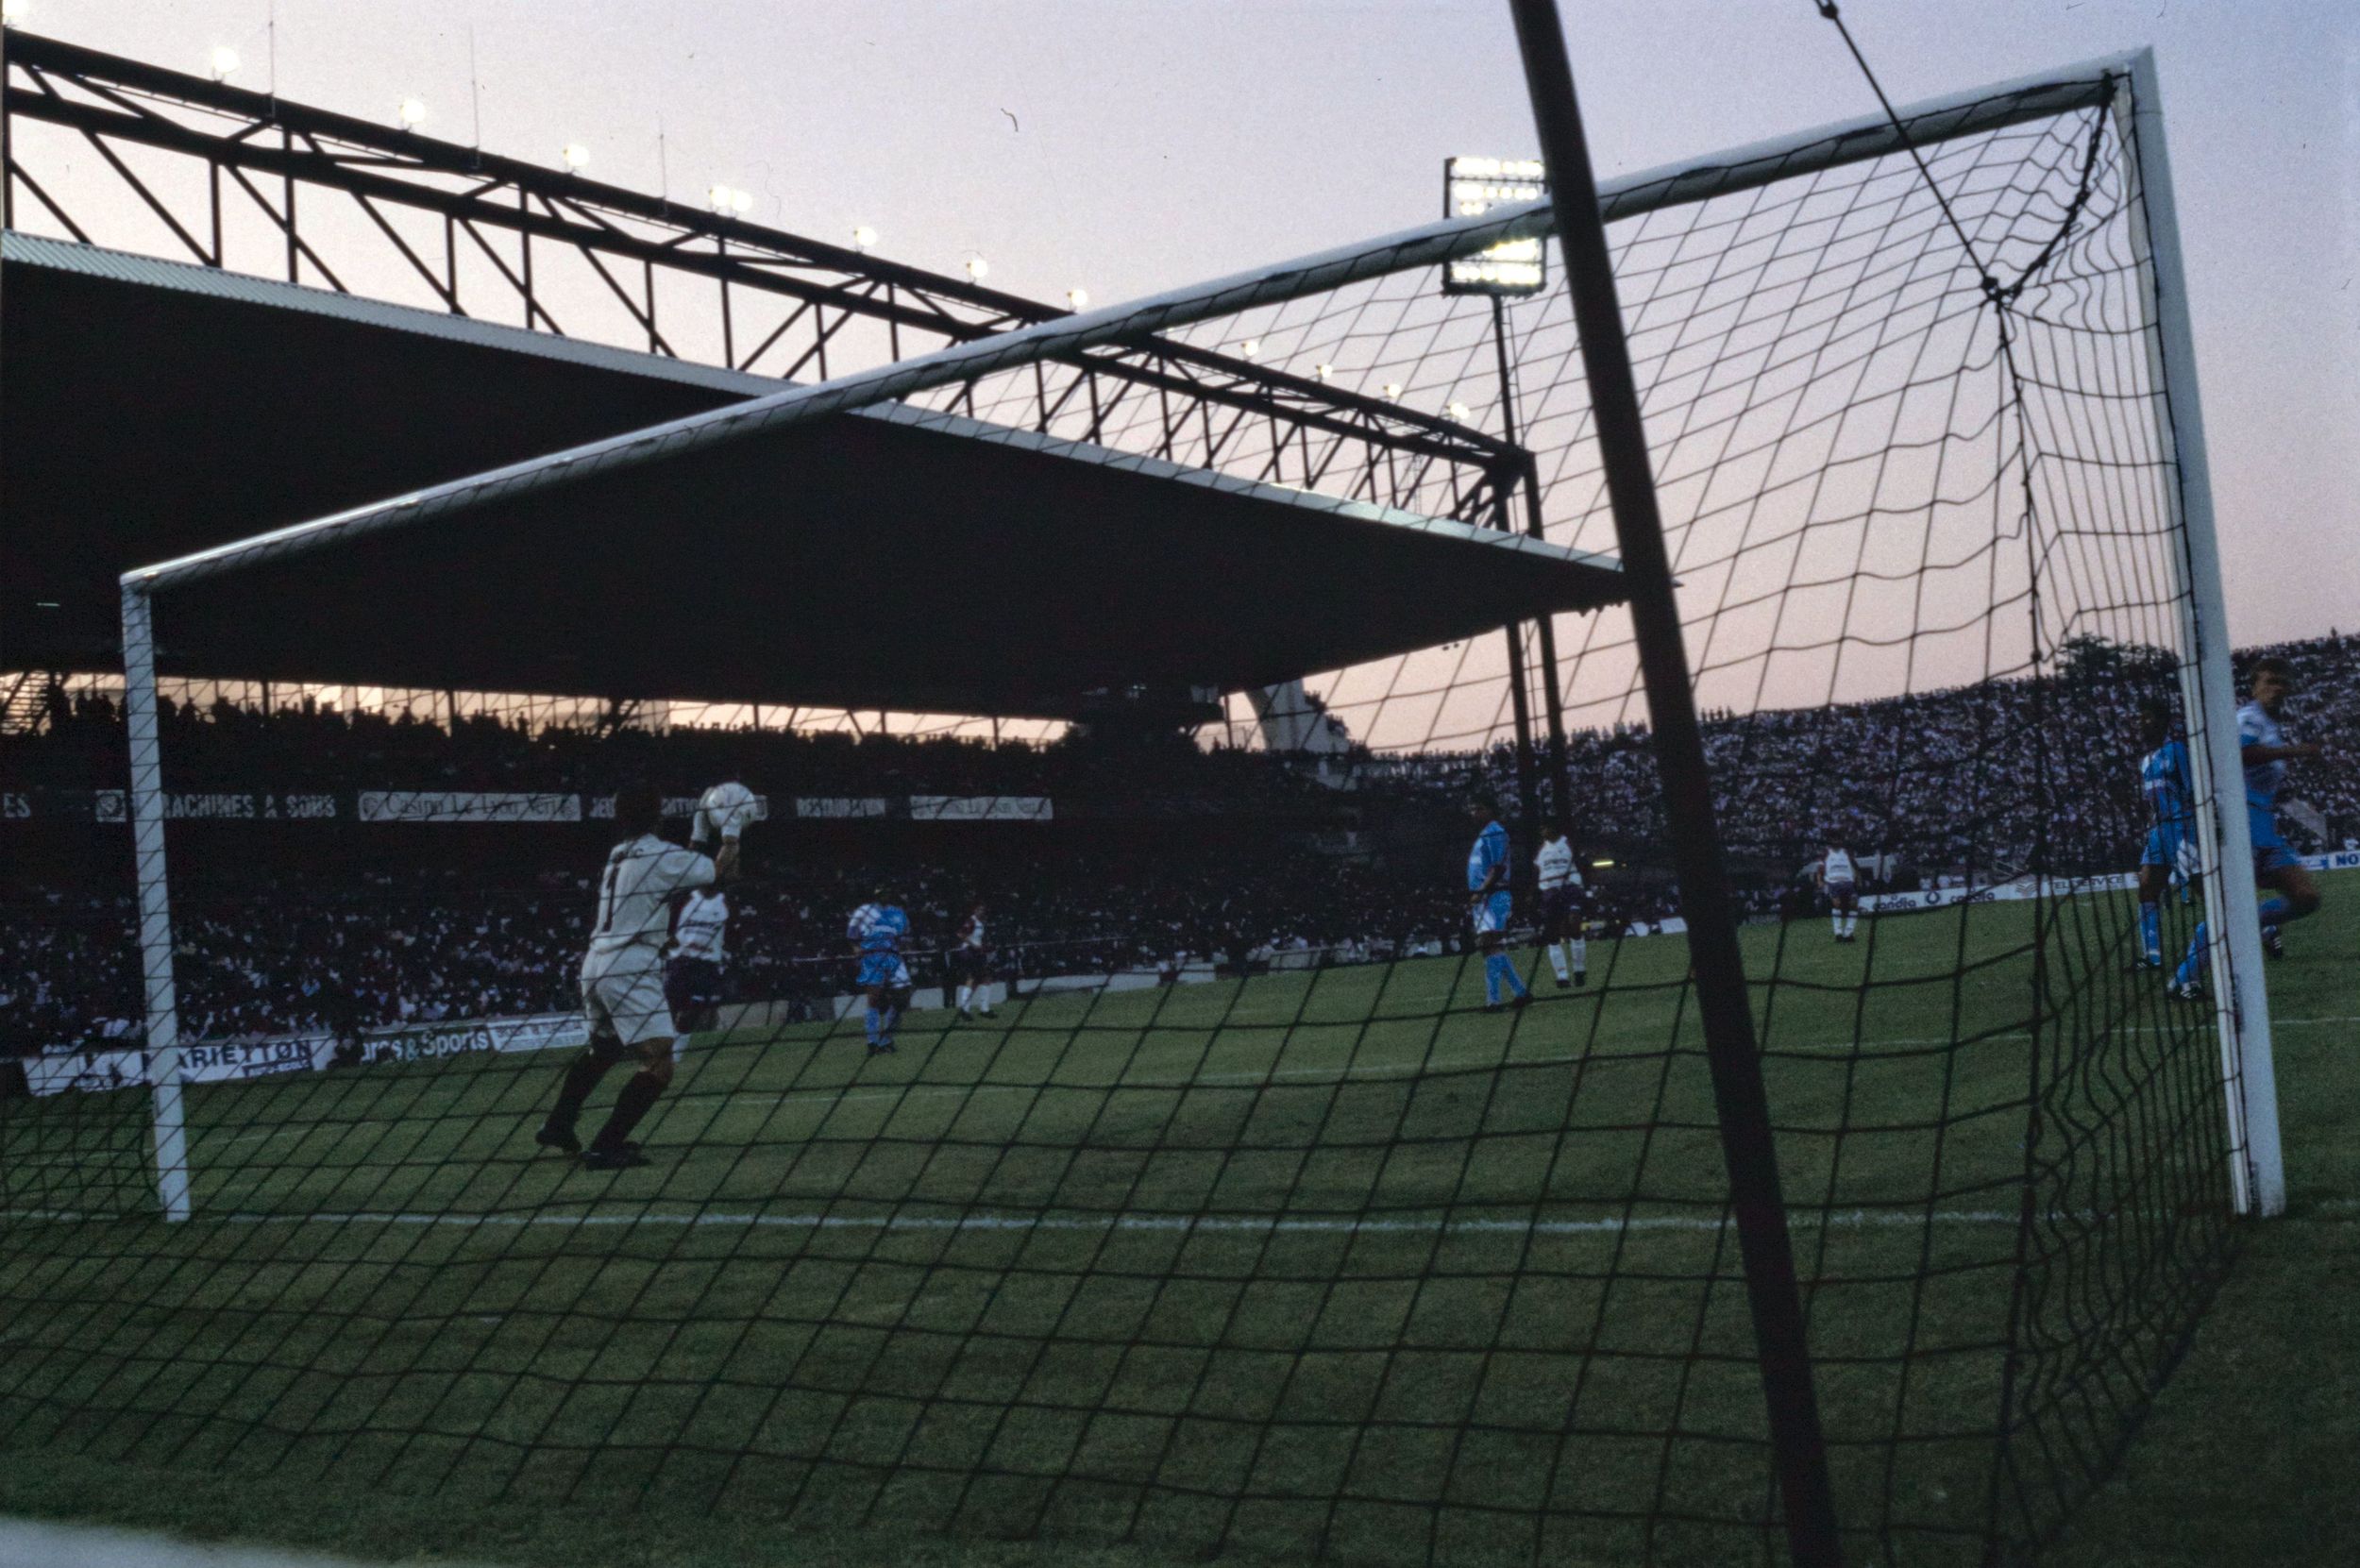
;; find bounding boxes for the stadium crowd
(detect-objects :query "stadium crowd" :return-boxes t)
[1381,632,2360,870]
[7,684,1320,818]
[0,845,1500,1054]
[5,633,2352,1055]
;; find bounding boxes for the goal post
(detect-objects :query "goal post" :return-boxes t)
[121,582,193,1223]
[2109,47,2283,1217]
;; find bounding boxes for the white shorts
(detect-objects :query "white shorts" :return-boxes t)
[580,954,676,1047]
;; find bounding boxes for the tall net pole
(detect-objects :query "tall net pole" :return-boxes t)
[1503,2,1845,1561]
[1487,298,1575,832]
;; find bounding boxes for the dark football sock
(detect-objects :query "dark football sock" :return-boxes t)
[591,1071,665,1153]
[547,1054,614,1134]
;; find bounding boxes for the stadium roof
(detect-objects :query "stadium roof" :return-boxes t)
[19,44,2151,721]
[8,234,1624,718]
[144,407,1619,717]
[5,232,758,672]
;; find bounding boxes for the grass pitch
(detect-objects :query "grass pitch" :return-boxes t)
[3,888,2351,1566]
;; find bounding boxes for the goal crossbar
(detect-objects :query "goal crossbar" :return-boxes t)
[120,53,2141,599]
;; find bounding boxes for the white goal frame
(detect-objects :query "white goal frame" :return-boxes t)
[117,46,2281,1221]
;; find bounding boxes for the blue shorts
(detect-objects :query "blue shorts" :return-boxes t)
[2142,820,2195,874]
[2249,806,2300,875]
[1470,890,1512,936]
[858,952,912,990]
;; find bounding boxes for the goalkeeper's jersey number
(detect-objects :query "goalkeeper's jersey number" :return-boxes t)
[591,834,716,954]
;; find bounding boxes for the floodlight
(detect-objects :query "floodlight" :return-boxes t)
[963,255,988,281]
[1,1,29,29]
[1239,338,1260,360]
[1381,382,1403,400]
[396,97,430,127]
[1446,400,1472,422]
[1065,288,1089,310]
[730,188,753,215]
[707,184,752,214]
[1442,155,1549,298]
[1312,363,1334,382]
[209,46,242,80]
[851,225,878,252]
[560,143,592,172]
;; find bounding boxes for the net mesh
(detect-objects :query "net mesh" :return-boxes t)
[1,66,2257,1565]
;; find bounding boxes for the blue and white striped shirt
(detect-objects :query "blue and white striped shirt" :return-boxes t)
[2238,702,2290,809]
[1467,820,1509,892]
[2140,738,2192,826]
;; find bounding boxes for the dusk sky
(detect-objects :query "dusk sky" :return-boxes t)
[15,0,2358,658]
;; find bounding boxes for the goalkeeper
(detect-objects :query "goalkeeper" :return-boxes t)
[533,780,750,1171]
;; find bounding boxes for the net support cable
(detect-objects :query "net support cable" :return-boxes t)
[1804,14,2278,1223]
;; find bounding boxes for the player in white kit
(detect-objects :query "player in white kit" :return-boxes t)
[1533,830,1587,988]
[665,885,731,1036]
[1819,841,1861,942]
[952,901,995,1020]
[533,781,747,1170]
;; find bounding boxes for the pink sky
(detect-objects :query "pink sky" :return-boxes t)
[9,0,2354,749]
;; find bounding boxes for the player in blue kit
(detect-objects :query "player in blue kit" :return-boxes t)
[2132,700,2197,969]
[848,897,914,1054]
[2172,657,2325,1000]
[1466,793,1530,1013]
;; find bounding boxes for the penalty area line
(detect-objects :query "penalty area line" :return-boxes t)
[199,1206,2034,1237]
[19,1204,2356,1231]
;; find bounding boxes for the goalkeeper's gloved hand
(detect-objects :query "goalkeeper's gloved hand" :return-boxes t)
[700,781,757,841]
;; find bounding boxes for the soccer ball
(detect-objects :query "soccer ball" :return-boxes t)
[699,781,760,838]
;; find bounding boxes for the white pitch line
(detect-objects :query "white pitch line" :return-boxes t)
[211,1205,2027,1237]
[16,1202,2359,1231]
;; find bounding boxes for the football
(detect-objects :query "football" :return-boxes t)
[700,780,760,837]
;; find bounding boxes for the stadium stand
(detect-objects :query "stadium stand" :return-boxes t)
[6,633,2352,1059]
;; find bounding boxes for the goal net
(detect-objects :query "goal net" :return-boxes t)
[1,50,2270,1567]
